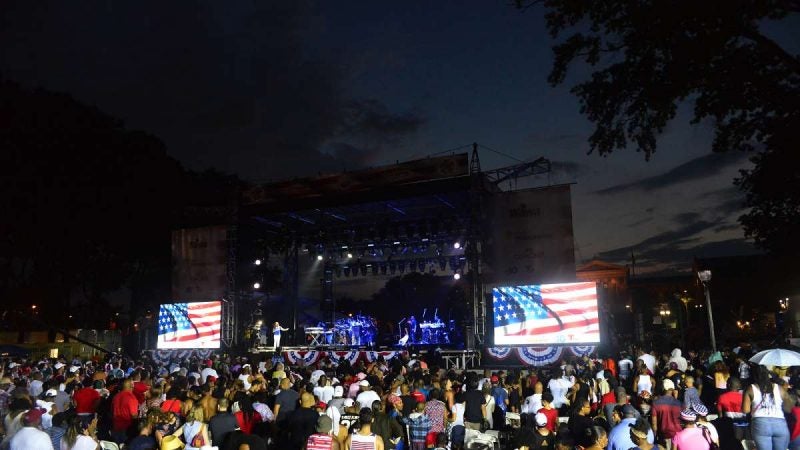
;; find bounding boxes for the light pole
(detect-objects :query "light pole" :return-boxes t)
[698,270,717,352]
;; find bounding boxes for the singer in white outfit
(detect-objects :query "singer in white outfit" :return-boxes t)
[273,321,289,350]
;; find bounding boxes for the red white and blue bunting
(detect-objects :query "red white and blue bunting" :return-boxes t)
[570,346,596,357]
[517,347,564,366]
[148,349,214,365]
[285,350,322,366]
[485,347,514,360]
[326,351,361,365]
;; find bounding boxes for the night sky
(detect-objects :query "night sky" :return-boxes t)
[4,1,798,273]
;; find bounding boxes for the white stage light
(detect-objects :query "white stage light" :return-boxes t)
[317,254,324,261]
[347,253,353,259]
[453,273,461,280]
[253,282,261,289]
[453,242,461,249]
[255,259,262,265]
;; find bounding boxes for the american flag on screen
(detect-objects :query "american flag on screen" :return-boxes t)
[157,301,221,348]
[492,282,599,345]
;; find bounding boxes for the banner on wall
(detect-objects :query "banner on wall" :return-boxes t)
[172,226,228,301]
[482,345,596,367]
[483,185,575,286]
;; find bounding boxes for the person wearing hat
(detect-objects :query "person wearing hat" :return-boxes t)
[692,403,719,447]
[356,380,380,411]
[306,414,340,450]
[671,409,709,450]
[9,408,54,450]
[328,385,346,416]
[515,412,553,450]
[609,404,654,450]
[630,418,661,450]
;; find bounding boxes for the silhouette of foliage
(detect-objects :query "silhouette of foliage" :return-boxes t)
[518,0,800,256]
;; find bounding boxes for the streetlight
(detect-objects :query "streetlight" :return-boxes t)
[698,270,717,352]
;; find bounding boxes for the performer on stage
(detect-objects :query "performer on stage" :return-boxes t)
[273,321,289,350]
[407,315,418,343]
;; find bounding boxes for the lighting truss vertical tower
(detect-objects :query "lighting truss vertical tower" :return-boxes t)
[285,234,300,346]
[222,204,238,347]
[469,143,486,347]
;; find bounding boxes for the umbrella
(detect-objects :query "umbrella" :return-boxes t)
[749,348,800,367]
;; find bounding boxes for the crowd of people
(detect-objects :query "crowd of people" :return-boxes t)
[0,344,798,450]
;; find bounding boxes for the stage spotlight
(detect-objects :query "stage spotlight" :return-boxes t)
[254,259,262,265]
[253,282,261,289]
[453,273,461,280]
[317,255,324,261]
[347,253,353,259]
[453,242,461,249]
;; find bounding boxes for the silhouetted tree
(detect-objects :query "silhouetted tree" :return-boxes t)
[518,0,800,257]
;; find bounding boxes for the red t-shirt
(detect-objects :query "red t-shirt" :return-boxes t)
[791,407,800,440]
[235,411,263,434]
[601,391,616,406]
[537,407,558,432]
[133,381,149,404]
[73,387,100,414]
[717,391,743,414]
[112,391,139,431]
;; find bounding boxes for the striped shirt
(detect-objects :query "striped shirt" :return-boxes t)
[350,432,378,450]
[306,433,334,450]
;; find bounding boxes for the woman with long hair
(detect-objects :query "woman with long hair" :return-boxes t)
[61,415,99,450]
[743,365,793,450]
[234,396,263,435]
[172,405,210,450]
[578,425,609,450]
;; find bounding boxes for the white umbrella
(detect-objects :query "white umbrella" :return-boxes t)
[749,348,800,367]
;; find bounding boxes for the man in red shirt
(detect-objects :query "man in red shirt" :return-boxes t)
[73,378,101,420]
[131,370,150,405]
[537,392,559,433]
[717,377,744,417]
[111,378,139,444]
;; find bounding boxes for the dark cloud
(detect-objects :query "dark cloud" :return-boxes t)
[598,221,717,262]
[673,212,701,223]
[629,239,759,272]
[626,217,654,228]
[594,152,749,195]
[0,1,424,181]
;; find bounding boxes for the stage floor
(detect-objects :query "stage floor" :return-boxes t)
[250,346,481,370]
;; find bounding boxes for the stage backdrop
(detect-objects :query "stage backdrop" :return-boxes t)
[484,345,597,367]
[172,226,228,301]
[483,185,575,286]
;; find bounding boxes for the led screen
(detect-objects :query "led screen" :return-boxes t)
[156,301,222,349]
[492,281,599,346]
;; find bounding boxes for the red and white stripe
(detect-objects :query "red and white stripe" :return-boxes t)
[158,301,221,349]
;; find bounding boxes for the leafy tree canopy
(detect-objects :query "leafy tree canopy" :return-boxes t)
[519,0,800,256]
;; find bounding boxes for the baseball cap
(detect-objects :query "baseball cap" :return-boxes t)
[680,409,697,422]
[54,362,65,370]
[317,401,327,410]
[333,386,344,397]
[343,398,355,407]
[662,379,675,391]
[490,375,499,383]
[358,380,370,387]
[356,372,367,381]
[316,414,333,433]
[68,366,80,373]
[45,389,58,397]
[8,362,19,369]
[207,376,217,383]
[24,408,46,423]
[535,412,548,427]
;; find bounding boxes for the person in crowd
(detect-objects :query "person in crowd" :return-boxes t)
[209,397,238,447]
[370,400,403,450]
[172,405,210,450]
[356,380,380,411]
[630,417,663,450]
[289,392,321,450]
[671,409,709,450]
[634,366,654,400]
[668,349,688,373]
[127,418,157,450]
[110,378,139,444]
[579,425,609,450]
[638,349,657,375]
[273,376,299,425]
[234,396,263,435]
[569,398,595,442]
[693,403,719,447]
[346,407,384,450]
[652,379,682,450]
[306,414,339,450]
[523,381,544,416]
[547,368,574,414]
[743,365,793,450]
[490,375,509,429]
[273,321,290,350]
[608,404,654,450]
[61,415,100,450]
[462,379,486,431]
[538,392,558,433]
[10,408,55,450]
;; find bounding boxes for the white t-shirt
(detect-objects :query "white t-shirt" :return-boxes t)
[10,427,54,450]
[522,393,543,415]
[356,390,381,410]
[310,370,326,386]
[548,377,574,408]
[200,367,218,384]
[60,434,97,450]
[314,385,335,404]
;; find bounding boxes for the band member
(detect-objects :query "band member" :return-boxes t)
[273,321,289,350]
[407,315,418,343]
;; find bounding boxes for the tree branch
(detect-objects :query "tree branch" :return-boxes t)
[741,27,800,74]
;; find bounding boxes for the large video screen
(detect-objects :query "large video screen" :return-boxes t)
[157,301,222,349]
[492,282,599,346]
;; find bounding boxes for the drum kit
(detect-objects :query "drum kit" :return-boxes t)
[398,308,453,345]
[333,315,377,346]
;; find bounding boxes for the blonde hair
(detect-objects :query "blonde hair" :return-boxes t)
[186,405,205,423]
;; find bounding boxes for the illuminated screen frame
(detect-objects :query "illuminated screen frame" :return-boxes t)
[491,281,600,346]
[156,300,222,349]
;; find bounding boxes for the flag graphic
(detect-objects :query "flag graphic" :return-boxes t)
[492,282,599,345]
[156,301,221,349]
